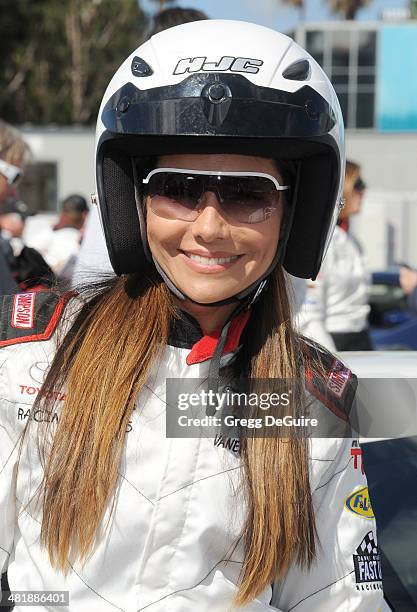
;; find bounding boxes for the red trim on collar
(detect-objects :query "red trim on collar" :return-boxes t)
[338,219,349,232]
[186,309,251,365]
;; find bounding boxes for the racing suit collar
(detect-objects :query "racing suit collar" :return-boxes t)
[337,218,349,232]
[168,308,251,365]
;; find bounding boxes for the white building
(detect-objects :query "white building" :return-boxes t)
[296,20,417,270]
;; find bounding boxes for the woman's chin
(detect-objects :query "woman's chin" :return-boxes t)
[181,292,232,305]
[175,277,259,305]
[173,283,236,305]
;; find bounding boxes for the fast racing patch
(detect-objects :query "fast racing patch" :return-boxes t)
[353,531,383,591]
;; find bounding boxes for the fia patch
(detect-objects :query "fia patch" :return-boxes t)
[353,531,383,591]
[12,293,35,329]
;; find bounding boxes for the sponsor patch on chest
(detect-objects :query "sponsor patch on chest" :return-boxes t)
[353,531,383,591]
[12,293,35,329]
[344,486,374,519]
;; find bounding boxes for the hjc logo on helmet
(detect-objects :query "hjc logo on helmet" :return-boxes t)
[173,56,264,76]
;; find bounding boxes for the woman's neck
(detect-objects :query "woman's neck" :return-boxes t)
[174,299,238,335]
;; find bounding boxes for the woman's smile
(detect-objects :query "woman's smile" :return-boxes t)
[179,249,243,273]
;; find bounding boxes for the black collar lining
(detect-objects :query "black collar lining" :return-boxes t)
[168,310,204,349]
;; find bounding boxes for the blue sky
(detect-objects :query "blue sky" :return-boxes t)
[143,0,410,33]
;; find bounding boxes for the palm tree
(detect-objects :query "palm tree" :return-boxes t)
[281,0,370,20]
[328,0,370,19]
[150,0,175,11]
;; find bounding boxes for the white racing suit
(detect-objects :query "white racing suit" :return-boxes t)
[0,292,384,611]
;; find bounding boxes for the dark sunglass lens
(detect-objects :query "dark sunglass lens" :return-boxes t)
[221,176,279,209]
[221,176,276,197]
[221,176,280,223]
[163,175,183,199]
[146,173,166,197]
[147,173,205,221]
[164,174,202,207]
[354,177,366,192]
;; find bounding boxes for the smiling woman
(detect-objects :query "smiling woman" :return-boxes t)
[0,19,384,612]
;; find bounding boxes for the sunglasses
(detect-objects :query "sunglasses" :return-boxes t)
[353,177,366,192]
[142,168,290,224]
[0,158,22,186]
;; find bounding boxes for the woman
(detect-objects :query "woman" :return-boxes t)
[0,21,382,611]
[298,161,373,351]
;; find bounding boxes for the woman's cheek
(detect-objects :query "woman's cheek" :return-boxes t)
[147,217,181,256]
[243,226,278,265]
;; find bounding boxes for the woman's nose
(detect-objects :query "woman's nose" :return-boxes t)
[190,191,230,242]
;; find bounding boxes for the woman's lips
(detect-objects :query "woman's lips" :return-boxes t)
[180,250,242,273]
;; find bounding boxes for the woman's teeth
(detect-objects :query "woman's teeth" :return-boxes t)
[187,253,240,265]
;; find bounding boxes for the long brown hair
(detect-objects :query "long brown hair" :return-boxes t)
[24,261,319,607]
[233,265,316,605]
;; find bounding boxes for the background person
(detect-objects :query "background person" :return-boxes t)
[29,193,89,276]
[0,198,54,291]
[400,265,417,313]
[297,160,373,351]
[0,120,32,293]
[0,21,382,611]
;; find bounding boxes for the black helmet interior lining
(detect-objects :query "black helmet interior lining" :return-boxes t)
[97,133,339,279]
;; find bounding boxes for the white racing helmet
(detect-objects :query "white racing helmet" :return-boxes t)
[95,19,345,300]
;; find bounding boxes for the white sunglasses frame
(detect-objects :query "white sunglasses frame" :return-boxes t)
[0,158,22,185]
[142,167,290,192]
